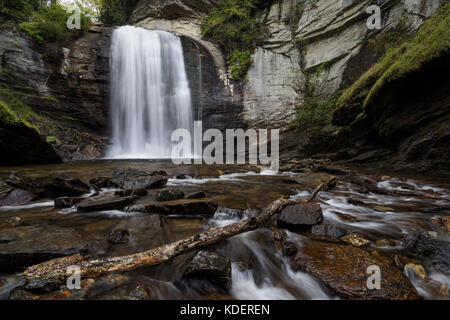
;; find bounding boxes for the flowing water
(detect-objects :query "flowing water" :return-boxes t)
[0,161,448,300]
[107,26,193,159]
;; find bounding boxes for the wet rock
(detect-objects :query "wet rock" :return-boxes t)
[340,234,370,247]
[156,189,185,202]
[33,174,90,198]
[181,251,231,290]
[114,188,148,197]
[283,241,298,257]
[127,200,218,217]
[108,229,129,245]
[333,212,362,222]
[282,172,336,191]
[314,164,353,176]
[431,216,450,233]
[404,263,427,280]
[0,188,36,206]
[25,278,62,294]
[344,174,389,195]
[76,195,137,213]
[5,172,34,190]
[290,241,419,299]
[54,196,84,209]
[107,215,165,256]
[175,173,187,179]
[185,191,207,200]
[277,203,323,232]
[0,226,88,271]
[409,231,450,276]
[111,168,168,190]
[89,177,119,190]
[310,224,349,239]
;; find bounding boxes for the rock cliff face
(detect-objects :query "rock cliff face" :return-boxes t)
[129,0,448,174]
[0,23,113,161]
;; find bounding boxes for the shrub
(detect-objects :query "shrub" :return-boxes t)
[98,0,126,25]
[203,0,266,79]
[0,0,41,22]
[19,3,91,44]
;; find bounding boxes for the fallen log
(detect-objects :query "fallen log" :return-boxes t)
[23,183,328,282]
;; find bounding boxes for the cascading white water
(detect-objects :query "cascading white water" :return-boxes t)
[107,26,193,159]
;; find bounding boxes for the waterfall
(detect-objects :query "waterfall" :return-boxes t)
[107,26,193,159]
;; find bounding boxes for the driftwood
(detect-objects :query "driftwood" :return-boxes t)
[23,183,328,282]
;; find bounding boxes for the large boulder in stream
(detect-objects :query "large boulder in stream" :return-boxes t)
[0,226,88,271]
[156,189,185,202]
[110,168,168,190]
[290,241,419,300]
[127,200,218,217]
[277,203,324,232]
[32,174,91,198]
[180,251,232,291]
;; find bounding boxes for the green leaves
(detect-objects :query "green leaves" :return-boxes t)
[98,0,126,25]
[203,0,265,79]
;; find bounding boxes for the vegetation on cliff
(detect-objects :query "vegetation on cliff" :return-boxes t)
[0,99,39,133]
[202,0,269,80]
[98,0,126,25]
[335,4,450,119]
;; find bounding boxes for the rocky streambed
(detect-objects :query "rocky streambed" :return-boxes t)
[0,159,448,300]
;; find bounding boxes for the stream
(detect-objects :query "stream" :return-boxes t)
[0,160,449,300]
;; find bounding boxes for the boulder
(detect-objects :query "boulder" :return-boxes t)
[0,188,36,206]
[290,241,419,300]
[0,226,88,271]
[127,200,218,217]
[277,203,323,232]
[282,172,336,191]
[4,172,34,190]
[114,188,148,197]
[156,189,185,202]
[181,251,232,290]
[33,174,91,198]
[76,195,137,213]
[111,168,168,189]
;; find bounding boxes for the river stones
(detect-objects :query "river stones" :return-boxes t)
[277,203,324,232]
[0,226,88,271]
[156,189,185,202]
[290,241,419,300]
[180,251,232,291]
[110,168,168,189]
[76,195,137,213]
[341,234,370,247]
[127,200,218,217]
[114,188,148,197]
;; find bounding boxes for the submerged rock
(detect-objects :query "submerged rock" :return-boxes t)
[340,234,370,247]
[277,203,323,232]
[282,172,336,191]
[309,224,348,239]
[156,189,185,202]
[0,226,88,271]
[127,200,218,216]
[290,241,419,299]
[89,177,119,190]
[181,251,231,291]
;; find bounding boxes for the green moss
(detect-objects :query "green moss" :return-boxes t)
[46,135,61,145]
[19,3,91,44]
[336,4,450,112]
[0,99,40,133]
[202,0,266,79]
